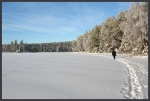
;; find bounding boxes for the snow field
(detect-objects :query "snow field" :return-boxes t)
[2,52,148,99]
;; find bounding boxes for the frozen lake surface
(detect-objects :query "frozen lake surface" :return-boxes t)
[2,52,148,99]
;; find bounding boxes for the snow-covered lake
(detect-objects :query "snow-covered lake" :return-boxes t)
[2,52,148,99]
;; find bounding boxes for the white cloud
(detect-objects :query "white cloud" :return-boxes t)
[3,13,102,35]
[2,2,105,36]
[2,13,79,35]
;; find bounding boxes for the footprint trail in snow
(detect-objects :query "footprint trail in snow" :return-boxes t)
[78,53,148,99]
[99,54,148,99]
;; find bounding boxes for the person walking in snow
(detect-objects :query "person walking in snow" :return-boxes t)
[112,50,116,59]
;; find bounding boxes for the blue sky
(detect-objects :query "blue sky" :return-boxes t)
[2,2,132,44]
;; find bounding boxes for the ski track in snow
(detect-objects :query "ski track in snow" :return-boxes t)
[116,59,144,99]
[77,53,148,99]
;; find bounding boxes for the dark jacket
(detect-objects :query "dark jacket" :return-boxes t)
[112,50,116,56]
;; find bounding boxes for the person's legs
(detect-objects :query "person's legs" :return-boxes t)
[113,55,115,59]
